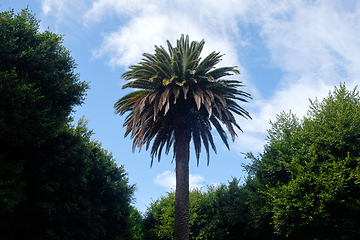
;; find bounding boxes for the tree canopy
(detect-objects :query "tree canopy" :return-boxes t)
[6,119,136,240]
[0,8,88,146]
[0,8,136,240]
[0,8,88,215]
[143,179,258,240]
[144,84,360,240]
[245,84,360,239]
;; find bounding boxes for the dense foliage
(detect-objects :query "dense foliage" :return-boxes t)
[3,119,136,240]
[2,7,359,240]
[245,84,360,239]
[0,8,88,215]
[0,8,88,147]
[143,84,360,240]
[143,180,254,240]
[0,8,136,240]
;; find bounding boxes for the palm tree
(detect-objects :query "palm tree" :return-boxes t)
[115,35,251,240]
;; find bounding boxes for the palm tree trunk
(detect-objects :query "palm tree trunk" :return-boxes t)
[174,126,190,240]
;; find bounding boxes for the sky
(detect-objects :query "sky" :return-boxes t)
[2,0,360,213]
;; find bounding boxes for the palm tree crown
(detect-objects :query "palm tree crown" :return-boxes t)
[115,35,251,166]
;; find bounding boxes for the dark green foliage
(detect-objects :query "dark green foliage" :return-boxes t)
[1,119,135,240]
[144,84,360,240]
[0,8,88,146]
[0,8,136,240]
[0,8,88,214]
[129,207,144,240]
[143,192,175,240]
[245,84,360,239]
[143,180,256,240]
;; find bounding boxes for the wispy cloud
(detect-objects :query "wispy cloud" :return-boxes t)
[233,1,360,153]
[247,1,360,82]
[41,0,360,154]
[154,171,205,191]
[83,0,250,68]
[39,0,89,33]
[41,0,64,15]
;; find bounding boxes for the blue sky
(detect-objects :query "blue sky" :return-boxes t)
[3,0,360,213]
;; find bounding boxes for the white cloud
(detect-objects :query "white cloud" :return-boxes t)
[250,1,360,82]
[84,0,251,68]
[83,0,152,24]
[230,1,360,153]
[234,78,332,154]
[83,0,360,153]
[85,0,360,79]
[154,171,205,191]
[39,0,90,33]
[92,14,170,67]
[46,0,360,85]
[41,0,64,15]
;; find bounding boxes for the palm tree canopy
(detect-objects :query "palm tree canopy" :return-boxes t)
[115,35,251,166]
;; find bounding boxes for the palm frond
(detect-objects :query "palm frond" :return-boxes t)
[115,35,251,166]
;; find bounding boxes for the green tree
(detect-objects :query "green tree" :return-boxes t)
[129,207,144,240]
[243,112,302,239]
[143,180,258,240]
[143,191,175,240]
[2,119,135,240]
[245,84,360,239]
[0,8,88,215]
[115,35,251,240]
